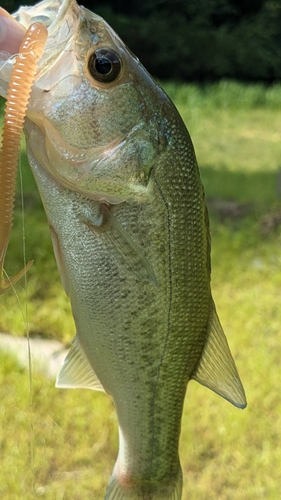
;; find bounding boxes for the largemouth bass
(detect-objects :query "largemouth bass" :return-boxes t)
[0,1,246,498]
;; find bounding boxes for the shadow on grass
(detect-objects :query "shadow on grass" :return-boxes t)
[200,165,280,206]
[17,150,280,208]
[15,150,281,239]
[15,152,281,238]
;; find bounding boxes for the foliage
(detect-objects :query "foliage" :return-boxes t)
[3,0,281,81]
[93,0,281,81]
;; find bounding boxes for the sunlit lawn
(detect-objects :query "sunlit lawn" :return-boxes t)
[1,81,281,498]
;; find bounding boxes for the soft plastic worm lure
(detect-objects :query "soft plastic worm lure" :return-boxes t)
[0,22,48,293]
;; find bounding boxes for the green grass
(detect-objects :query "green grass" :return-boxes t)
[1,80,281,498]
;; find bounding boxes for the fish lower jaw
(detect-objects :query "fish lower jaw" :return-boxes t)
[25,114,149,203]
[24,117,128,203]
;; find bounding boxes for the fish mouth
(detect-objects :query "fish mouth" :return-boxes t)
[15,0,81,85]
[2,0,158,203]
[0,1,80,97]
[14,0,78,33]
[6,0,140,204]
[25,112,156,204]
[26,111,130,204]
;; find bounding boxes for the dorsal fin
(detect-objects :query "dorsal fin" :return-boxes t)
[192,301,247,409]
[56,336,105,392]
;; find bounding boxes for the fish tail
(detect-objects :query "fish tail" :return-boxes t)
[105,464,182,500]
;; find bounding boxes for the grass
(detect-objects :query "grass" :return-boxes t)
[1,80,281,498]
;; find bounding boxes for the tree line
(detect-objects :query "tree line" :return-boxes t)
[3,0,281,82]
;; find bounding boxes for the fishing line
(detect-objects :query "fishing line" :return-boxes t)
[18,152,33,404]
[1,153,35,489]
[19,151,36,491]
[0,21,48,492]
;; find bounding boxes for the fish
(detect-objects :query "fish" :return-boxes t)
[0,1,246,499]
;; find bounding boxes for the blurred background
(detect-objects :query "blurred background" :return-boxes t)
[0,1,281,499]
[2,0,281,82]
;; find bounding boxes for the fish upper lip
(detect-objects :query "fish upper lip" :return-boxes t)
[12,0,81,82]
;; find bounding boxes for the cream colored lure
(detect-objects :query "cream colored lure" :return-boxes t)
[0,20,47,292]
[0,1,246,498]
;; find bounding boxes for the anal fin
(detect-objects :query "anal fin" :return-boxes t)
[56,336,105,392]
[192,301,247,409]
[105,460,182,499]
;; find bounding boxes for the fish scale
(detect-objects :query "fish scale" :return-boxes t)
[0,0,246,498]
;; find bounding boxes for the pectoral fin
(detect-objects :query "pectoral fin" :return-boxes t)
[85,205,157,286]
[56,336,105,392]
[192,301,247,409]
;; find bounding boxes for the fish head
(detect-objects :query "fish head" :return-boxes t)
[0,0,170,203]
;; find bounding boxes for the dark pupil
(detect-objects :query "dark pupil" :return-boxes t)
[88,48,121,83]
[95,57,112,75]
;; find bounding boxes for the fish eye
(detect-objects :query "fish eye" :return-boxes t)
[88,48,122,83]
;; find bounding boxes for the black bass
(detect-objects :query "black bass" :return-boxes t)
[0,1,246,498]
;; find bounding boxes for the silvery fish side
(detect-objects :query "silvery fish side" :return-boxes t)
[0,1,246,499]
